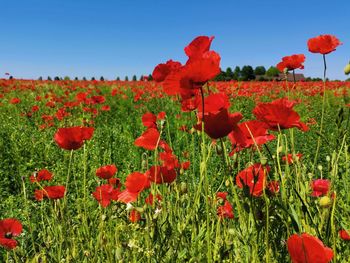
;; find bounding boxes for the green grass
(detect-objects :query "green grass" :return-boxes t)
[1,80,350,262]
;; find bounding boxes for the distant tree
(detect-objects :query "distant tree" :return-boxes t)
[38,76,43,81]
[132,75,137,81]
[139,75,144,81]
[346,78,350,82]
[266,66,280,77]
[225,67,234,81]
[125,76,129,81]
[91,77,95,81]
[74,77,79,81]
[64,76,70,81]
[116,77,120,81]
[9,76,13,80]
[100,76,104,81]
[47,76,52,81]
[54,76,60,81]
[254,66,266,76]
[241,65,255,81]
[148,74,153,81]
[82,77,87,81]
[214,70,226,81]
[233,66,241,80]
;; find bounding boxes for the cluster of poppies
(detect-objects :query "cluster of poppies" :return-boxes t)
[276,34,341,74]
[30,169,65,201]
[2,34,349,263]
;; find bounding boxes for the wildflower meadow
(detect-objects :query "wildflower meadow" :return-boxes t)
[1,35,350,262]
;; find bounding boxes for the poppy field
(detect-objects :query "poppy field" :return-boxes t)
[1,35,350,262]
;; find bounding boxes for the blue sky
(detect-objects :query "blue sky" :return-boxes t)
[1,0,349,80]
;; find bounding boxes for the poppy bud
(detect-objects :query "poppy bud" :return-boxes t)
[232,153,238,162]
[317,165,323,171]
[344,62,350,75]
[319,196,331,208]
[180,182,188,194]
[216,144,223,155]
[260,156,268,165]
[225,179,230,187]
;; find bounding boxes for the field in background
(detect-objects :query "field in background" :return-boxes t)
[1,79,350,262]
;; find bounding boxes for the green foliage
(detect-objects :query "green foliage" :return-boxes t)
[0,81,350,262]
[254,66,266,76]
[240,65,255,81]
[266,66,280,77]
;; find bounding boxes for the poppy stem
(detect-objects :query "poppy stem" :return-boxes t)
[313,55,328,169]
[292,69,296,84]
[323,54,327,82]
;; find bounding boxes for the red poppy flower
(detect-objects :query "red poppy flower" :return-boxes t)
[184,36,214,60]
[134,128,160,150]
[216,192,228,201]
[90,95,105,104]
[339,229,350,241]
[129,210,141,223]
[101,105,110,111]
[181,161,190,170]
[92,184,120,207]
[145,193,162,206]
[282,153,303,164]
[195,110,243,139]
[30,169,53,183]
[96,164,117,179]
[253,98,309,132]
[276,54,305,72]
[162,50,221,94]
[307,34,341,55]
[159,152,179,170]
[229,120,275,151]
[311,179,330,197]
[54,126,94,150]
[157,111,166,120]
[287,233,333,263]
[142,112,157,128]
[152,60,182,82]
[267,181,280,195]
[147,165,177,184]
[236,164,269,197]
[197,92,230,114]
[217,200,234,219]
[34,185,66,201]
[10,98,21,104]
[118,172,150,203]
[0,218,22,249]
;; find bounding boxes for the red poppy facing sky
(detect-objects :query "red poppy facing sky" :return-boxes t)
[0,218,23,250]
[54,126,94,150]
[276,54,305,72]
[253,98,309,132]
[96,164,117,179]
[184,35,214,61]
[152,60,182,82]
[287,233,333,263]
[307,34,341,55]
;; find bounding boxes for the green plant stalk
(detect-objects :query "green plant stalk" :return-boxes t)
[313,54,327,169]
